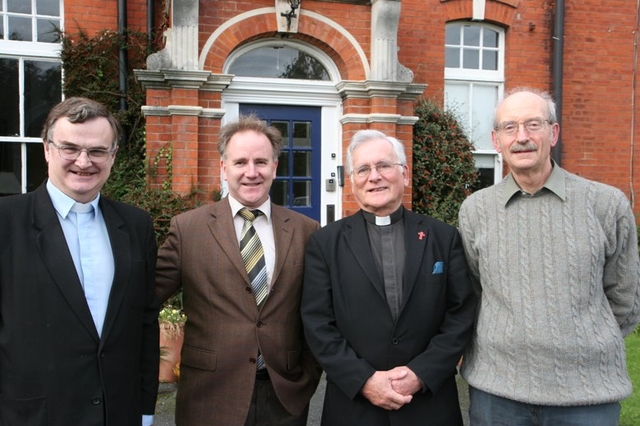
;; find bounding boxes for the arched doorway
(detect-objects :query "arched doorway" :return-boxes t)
[222,39,343,225]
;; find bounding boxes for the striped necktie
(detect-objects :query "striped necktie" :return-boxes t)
[238,208,268,307]
[239,208,268,370]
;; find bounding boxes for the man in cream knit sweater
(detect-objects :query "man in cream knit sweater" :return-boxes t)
[458,87,640,425]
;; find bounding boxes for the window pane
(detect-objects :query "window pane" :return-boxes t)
[8,16,32,41]
[279,51,330,80]
[482,50,498,71]
[271,180,288,206]
[0,58,20,136]
[25,60,62,137]
[272,121,289,139]
[462,49,479,69]
[445,47,460,68]
[37,18,60,43]
[471,85,498,150]
[473,167,495,192]
[37,0,60,16]
[0,19,4,39]
[292,122,310,147]
[444,83,471,134]
[292,151,311,177]
[27,142,47,192]
[229,46,330,80]
[277,151,289,176]
[292,181,311,206]
[0,142,22,195]
[8,0,31,13]
[445,25,461,45]
[463,25,480,46]
[483,29,498,48]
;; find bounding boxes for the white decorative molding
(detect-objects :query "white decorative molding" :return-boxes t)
[371,0,413,82]
[340,113,419,125]
[134,70,229,91]
[275,0,300,33]
[336,80,427,100]
[199,8,370,79]
[140,105,226,119]
[147,0,199,70]
[473,0,486,21]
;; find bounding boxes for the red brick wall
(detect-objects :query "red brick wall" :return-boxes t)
[404,0,639,217]
[561,1,637,202]
[68,0,639,217]
[64,0,149,35]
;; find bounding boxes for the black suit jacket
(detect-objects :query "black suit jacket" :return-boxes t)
[0,183,159,426]
[301,208,477,426]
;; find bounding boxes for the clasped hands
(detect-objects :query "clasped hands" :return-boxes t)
[361,366,422,411]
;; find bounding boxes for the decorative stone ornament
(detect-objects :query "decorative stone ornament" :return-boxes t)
[276,0,301,33]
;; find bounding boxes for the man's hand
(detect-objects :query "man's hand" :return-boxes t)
[361,370,413,410]
[389,366,422,396]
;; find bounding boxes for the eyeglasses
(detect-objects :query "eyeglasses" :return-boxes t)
[48,140,116,163]
[352,161,403,178]
[495,118,550,136]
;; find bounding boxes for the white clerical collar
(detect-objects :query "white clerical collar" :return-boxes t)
[375,215,391,226]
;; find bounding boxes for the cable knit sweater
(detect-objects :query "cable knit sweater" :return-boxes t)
[458,165,640,406]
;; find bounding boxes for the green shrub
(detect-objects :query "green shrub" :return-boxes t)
[412,98,478,226]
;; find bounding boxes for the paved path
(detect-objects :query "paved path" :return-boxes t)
[155,374,470,425]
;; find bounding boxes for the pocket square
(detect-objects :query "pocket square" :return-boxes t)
[432,261,444,274]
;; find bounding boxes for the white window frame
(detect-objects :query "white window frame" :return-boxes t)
[0,0,62,194]
[445,21,505,187]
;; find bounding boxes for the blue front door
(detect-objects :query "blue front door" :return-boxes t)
[239,104,321,221]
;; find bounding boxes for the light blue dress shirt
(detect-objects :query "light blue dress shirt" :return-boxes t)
[46,180,114,337]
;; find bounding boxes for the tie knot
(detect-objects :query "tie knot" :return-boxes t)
[239,208,262,222]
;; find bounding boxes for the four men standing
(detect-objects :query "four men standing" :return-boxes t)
[1,90,638,426]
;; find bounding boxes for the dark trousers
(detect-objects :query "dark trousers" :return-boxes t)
[244,373,309,426]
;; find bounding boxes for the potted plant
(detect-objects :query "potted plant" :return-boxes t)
[159,293,186,382]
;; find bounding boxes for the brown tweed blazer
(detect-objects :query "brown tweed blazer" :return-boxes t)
[156,197,321,426]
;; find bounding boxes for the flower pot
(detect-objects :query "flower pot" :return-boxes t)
[159,322,184,383]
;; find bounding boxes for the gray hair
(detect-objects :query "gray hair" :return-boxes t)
[346,129,407,174]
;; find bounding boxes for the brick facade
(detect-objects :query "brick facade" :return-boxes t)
[66,0,640,220]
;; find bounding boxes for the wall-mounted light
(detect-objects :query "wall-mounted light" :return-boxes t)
[280,0,301,32]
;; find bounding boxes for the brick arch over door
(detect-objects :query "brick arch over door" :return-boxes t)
[199,8,368,81]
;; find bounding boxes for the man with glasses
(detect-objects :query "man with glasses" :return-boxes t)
[0,97,159,425]
[301,129,477,426]
[458,88,640,425]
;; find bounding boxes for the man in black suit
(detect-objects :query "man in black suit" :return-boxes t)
[301,129,477,426]
[0,97,159,425]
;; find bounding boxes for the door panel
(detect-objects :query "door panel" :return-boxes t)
[239,104,321,221]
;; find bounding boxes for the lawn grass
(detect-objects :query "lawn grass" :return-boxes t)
[621,333,640,425]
